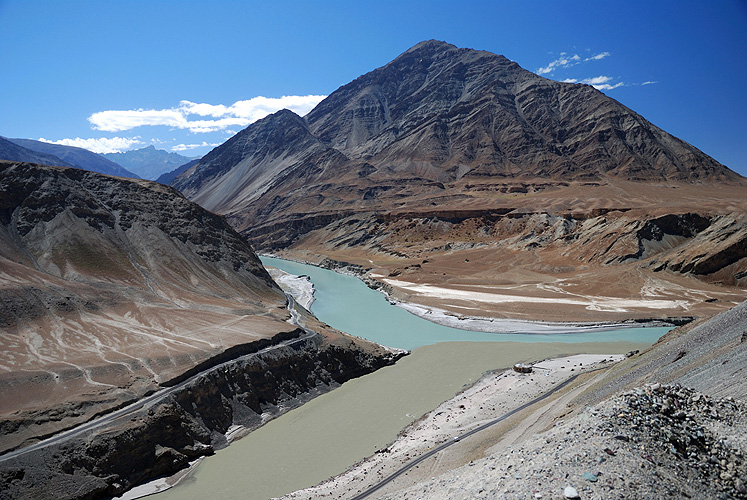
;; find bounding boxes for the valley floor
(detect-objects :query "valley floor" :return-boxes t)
[277,247,746,325]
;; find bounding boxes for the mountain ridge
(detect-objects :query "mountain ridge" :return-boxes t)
[172,40,742,222]
[304,39,736,183]
[5,137,139,178]
[104,145,197,180]
[171,40,747,322]
[0,136,76,169]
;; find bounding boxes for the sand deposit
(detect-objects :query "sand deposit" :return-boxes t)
[267,267,315,309]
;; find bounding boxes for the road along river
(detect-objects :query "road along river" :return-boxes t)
[148,258,669,500]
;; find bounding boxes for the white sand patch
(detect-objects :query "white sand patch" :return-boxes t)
[266,267,315,310]
[383,278,691,312]
[393,301,635,333]
[114,458,203,500]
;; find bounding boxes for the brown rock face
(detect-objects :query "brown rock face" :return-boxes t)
[170,40,746,322]
[172,40,741,222]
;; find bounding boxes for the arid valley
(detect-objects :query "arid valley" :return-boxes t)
[1,8,746,500]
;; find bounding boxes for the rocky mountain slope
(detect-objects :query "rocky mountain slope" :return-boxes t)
[6,138,138,178]
[0,160,283,452]
[171,40,747,323]
[156,157,200,185]
[0,161,398,457]
[0,160,402,499]
[104,145,196,180]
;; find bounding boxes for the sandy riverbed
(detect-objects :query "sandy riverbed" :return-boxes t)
[267,267,315,310]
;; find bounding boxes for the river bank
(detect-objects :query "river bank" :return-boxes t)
[147,341,654,500]
[282,301,747,500]
[266,267,315,310]
[280,354,625,500]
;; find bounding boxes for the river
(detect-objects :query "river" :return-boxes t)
[260,256,669,350]
[151,257,668,500]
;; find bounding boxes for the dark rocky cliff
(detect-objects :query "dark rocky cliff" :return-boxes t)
[0,331,403,500]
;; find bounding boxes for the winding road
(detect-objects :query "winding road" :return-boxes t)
[349,367,598,500]
[0,295,316,464]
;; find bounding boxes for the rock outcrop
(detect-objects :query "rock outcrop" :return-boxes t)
[0,329,402,500]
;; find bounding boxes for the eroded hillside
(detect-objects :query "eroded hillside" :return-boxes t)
[170,41,747,322]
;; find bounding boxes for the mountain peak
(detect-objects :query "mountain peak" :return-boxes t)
[404,39,457,54]
[399,39,510,66]
[103,145,195,180]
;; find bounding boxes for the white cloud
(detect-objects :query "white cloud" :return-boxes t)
[89,109,185,132]
[561,75,624,91]
[538,54,580,74]
[641,80,658,86]
[582,76,612,85]
[38,136,143,154]
[538,51,610,75]
[592,82,624,90]
[585,52,610,61]
[171,141,222,152]
[88,95,327,134]
[580,76,624,90]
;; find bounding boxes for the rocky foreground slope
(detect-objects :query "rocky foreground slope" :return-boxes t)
[378,301,747,500]
[0,161,401,499]
[169,40,747,323]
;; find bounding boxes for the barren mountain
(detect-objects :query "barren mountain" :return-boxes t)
[172,40,747,323]
[0,160,286,451]
[104,145,195,180]
[0,136,75,169]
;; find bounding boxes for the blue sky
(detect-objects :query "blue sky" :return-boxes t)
[1,0,745,176]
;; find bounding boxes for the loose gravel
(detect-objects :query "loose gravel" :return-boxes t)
[381,383,747,500]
